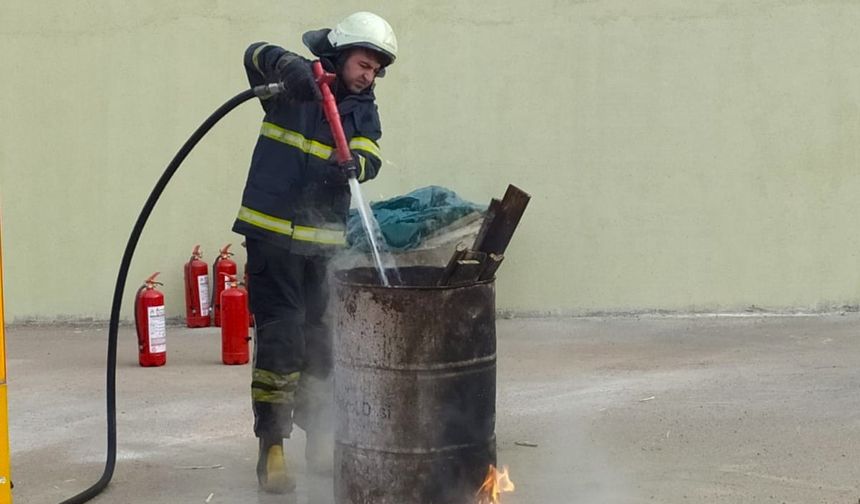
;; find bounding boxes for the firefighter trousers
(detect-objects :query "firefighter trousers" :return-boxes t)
[246,238,333,441]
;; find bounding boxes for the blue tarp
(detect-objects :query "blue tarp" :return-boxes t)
[347,186,484,251]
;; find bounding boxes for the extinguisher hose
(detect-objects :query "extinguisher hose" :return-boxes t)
[57,84,279,504]
[211,256,221,310]
[132,285,145,348]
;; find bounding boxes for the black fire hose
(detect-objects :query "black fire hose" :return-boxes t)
[58,82,284,504]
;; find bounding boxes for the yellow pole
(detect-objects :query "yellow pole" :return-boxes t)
[0,222,12,502]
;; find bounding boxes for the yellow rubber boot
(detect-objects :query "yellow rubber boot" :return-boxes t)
[256,439,296,494]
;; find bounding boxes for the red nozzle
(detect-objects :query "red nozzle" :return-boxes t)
[192,245,202,259]
[312,61,352,166]
[220,243,233,258]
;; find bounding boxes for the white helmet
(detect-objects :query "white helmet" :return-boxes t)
[303,12,398,67]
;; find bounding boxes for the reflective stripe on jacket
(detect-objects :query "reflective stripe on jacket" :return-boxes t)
[232,42,384,255]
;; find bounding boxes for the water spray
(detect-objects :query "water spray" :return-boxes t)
[311,61,393,287]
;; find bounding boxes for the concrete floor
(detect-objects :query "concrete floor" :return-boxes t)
[5,314,860,503]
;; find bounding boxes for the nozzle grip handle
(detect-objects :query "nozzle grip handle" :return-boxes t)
[312,61,353,166]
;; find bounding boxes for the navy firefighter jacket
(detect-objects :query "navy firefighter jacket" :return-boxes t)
[232,42,383,256]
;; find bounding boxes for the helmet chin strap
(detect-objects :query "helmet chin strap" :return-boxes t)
[334,51,351,71]
[320,56,337,73]
[329,55,347,99]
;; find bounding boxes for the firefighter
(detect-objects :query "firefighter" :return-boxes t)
[231,12,397,494]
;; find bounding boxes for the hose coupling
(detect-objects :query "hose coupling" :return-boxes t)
[253,82,286,99]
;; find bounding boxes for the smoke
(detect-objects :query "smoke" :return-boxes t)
[498,415,633,503]
[329,247,375,276]
[495,375,635,503]
[332,187,487,288]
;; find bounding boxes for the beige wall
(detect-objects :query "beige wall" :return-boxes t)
[2,1,860,321]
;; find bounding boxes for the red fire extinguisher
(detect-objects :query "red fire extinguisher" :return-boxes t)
[135,272,166,367]
[221,274,250,365]
[212,243,236,327]
[184,245,211,328]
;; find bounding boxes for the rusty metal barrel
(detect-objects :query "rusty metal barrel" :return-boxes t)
[334,266,496,504]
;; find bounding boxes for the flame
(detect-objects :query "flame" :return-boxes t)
[476,464,515,504]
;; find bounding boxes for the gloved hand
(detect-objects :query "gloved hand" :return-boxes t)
[275,54,322,102]
[320,153,358,186]
[320,163,349,186]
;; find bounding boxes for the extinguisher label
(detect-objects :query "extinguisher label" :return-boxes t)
[147,305,166,353]
[197,275,210,316]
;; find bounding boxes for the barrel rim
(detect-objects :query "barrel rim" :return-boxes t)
[334,266,495,291]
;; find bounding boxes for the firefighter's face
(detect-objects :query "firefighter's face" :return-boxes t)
[340,49,384,94]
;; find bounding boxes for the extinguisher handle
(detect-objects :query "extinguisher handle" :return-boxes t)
[145,272,162,287]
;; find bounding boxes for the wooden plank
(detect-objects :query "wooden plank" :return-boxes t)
[475,185,531,255]
[478,253,505,281]
[462,249,487,264]
[437,242,468,286]
[446,259,484,286]
[472,198,501,251]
